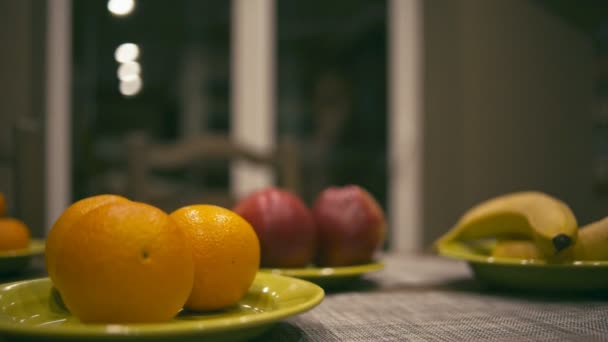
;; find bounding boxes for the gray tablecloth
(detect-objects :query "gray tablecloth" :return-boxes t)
[254,254,608,342]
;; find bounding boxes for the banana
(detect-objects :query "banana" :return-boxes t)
[488,218,608,262]
[434,191,578,258]
[572,217,608,261]
[491,240,543,260]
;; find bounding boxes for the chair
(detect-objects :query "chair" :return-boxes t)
[125,131,300,212]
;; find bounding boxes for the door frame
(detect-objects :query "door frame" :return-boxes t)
[45,0,72,231]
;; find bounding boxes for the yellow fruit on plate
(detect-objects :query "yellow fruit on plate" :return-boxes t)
[489,217,608,262]
[53,201,194,323]
[572,217,608,261]
[45,194,129,283]
[170,205,260,311]
[0,217,30,252]
[491,240,543,260]
[435,191,578,260]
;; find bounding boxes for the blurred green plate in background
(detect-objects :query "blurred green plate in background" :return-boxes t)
[0,272,324,342]
[437,239,608,292]
[260,261,384,288]
[0,239,45,276]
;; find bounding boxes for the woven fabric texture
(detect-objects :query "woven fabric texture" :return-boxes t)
[254,256,608,342]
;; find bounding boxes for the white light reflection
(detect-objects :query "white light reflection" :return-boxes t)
[119,76,142,96]
[114,43,139,63]
[106,324,131,334]
[117,61,141,81]
[2,284,21,291]
[320,268,335,275]
[107,0,135,16]
[37,318,68,326]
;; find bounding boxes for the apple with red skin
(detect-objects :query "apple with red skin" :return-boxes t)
[312,185,386,267]
[233,187,317,268]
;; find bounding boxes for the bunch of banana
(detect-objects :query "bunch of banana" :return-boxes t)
[490,217,608,261]
[434,191,579,261]
[572,217,608,260]
[491,240,543,260]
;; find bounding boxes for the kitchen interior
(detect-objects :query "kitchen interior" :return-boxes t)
[0,1,608,341]
[0,0,607,251]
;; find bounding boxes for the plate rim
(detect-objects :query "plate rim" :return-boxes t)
[0,272,324,338]
[259,261,385,278]
[437,240,608,268]
[0,239,45,259]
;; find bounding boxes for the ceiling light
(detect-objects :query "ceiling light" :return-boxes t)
[107,0,135,17]
[119,76,142,97]
[114,43,139,63]
[117,61,141,81]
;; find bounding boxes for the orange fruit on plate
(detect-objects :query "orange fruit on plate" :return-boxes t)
[0,217,30,252]
[53,201,194,323]
[45,194,129,283]
[170,205,260,311]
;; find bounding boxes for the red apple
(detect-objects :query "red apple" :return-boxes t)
[233,187,316,268]
[312,185,386,266]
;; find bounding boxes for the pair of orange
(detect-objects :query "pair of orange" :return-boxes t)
[45,195,260,323]
[0,193,31,252]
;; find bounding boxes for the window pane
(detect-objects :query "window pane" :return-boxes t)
[277,0,388,211]
[72,0,231,206]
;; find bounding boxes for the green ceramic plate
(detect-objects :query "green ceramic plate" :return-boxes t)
[0,273,324,342]
[260,262,384,288]
[0,239,45,275]
[437,239,608,291]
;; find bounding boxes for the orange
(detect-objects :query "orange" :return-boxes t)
[45,194,129,283]
[170,205,260,311]
[53,201,194,323]
[0,218,30,251]
[0,192,6,217]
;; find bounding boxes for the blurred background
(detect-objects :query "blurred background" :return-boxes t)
[0,0,607,252]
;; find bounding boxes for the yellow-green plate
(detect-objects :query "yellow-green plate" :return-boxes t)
[260,262,384,288]
[437,240,608,291]
[0,272,324,342]
[0,239,45,276]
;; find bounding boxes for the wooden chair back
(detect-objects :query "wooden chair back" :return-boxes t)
[126,131,300,211]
